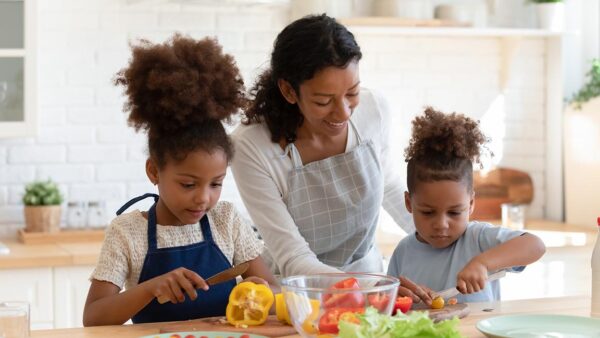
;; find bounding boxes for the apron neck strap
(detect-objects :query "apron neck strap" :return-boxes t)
[199,215,214,243]
[116,193,159,215]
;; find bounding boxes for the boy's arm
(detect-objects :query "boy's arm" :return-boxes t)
[474,232,546,272]
[457,233,546,294]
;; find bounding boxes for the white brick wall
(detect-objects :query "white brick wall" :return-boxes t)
[0,1,551,230]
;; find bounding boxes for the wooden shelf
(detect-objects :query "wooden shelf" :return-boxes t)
[18,228,105,245]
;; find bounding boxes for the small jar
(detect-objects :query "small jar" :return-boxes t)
[66,201,87,229]
[86,201,107,229]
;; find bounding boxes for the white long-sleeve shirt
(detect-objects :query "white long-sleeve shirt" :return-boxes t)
[231,88,414,277]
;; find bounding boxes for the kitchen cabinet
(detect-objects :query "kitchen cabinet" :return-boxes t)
[0,0,37,138]
[53,266,94,329]
[0,267,54,329]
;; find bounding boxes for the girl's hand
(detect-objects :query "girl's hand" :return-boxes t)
[456,259,488,294]
[144,267,208,304]
[398,275,434,306]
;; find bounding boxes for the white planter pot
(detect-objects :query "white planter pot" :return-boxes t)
[373,0,433,19]
[290,0,354,20]
[536,2,564,32]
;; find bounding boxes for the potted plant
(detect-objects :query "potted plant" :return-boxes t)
[22,180,64,233]
[564,59,600,227]
[528,0,564,31]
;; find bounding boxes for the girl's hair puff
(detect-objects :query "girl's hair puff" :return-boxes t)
[405,107,489,194]
[115,34,245,168]
[243,14,362,144]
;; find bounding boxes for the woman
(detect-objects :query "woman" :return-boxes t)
[231,14,430,303]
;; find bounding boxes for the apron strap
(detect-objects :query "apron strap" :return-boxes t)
[116,193,159,215]
[199,215,214,244]
[147,203,159,251]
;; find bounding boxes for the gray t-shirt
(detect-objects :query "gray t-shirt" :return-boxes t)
[387,221,525,303]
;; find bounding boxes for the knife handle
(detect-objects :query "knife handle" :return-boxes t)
[487,270,507,282]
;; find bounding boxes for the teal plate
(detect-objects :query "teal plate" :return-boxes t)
[139,331,269,338]
[477,314,600,338]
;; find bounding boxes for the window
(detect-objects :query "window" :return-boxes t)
[0,0,36,138]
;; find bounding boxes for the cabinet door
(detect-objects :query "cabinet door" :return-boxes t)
[0,267,54,329]
[52,266,94,328]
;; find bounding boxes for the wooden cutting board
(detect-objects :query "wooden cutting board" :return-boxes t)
[160,315,296,337]
[411,303,470,322]
[472,167,534,220]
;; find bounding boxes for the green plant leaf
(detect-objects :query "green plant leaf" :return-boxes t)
[569,59,600,109]
[22,179,63,206]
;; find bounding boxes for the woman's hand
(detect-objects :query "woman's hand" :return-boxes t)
[143,267,208,304]
[397,275,434,306]
[456,258,488,294]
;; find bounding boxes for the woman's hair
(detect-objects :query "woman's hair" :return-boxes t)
[115,34,245,168]
[405,107,489,194]
[243,14,362,143]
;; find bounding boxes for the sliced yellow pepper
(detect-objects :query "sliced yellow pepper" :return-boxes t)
[275,292,321,334]
[226,282,274,326]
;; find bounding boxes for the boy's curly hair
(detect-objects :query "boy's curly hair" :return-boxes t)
[115,34,245,168]
[405,107,489,194]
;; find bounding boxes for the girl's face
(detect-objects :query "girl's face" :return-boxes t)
[405,180,474,249]
[147,149,227,226]
[280,61,361,138]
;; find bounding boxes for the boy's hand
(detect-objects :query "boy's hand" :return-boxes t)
[398,275,434,306]
[456,259,488,294]
[144,267,209,304]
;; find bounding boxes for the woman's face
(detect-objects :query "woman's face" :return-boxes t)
[287,61,361,138]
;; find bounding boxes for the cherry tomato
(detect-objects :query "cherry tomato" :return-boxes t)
[431,296,445,309]
[393,296,413,315]
[322,277,365,309]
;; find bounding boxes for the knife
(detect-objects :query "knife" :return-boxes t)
[435,270,507,299]
[157,261,250,304]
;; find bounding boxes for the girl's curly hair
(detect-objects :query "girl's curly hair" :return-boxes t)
[243,14,362,144]
[115,34,245,168]
[405,107,489,194]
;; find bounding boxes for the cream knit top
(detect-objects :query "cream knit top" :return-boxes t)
[91,201,263,290]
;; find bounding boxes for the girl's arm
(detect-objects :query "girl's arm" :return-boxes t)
[242,256,280,293]
[83,268,208,326]
[457,233,546,294]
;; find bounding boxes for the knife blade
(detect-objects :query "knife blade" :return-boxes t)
[435,270,507,299]
[157,261,249,304]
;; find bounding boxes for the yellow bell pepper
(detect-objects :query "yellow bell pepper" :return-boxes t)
[275,292,321,334]
[226,282,274,327]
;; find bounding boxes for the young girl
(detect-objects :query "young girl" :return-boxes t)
[83,35,276,326]
[387,107,546,303]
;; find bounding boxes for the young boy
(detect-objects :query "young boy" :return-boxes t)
[388,108,546,303]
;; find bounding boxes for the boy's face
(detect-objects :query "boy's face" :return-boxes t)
[147,149,227,225]
[405,180,474,249]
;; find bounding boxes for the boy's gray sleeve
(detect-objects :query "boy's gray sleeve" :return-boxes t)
[387,244,403,277]
[476,222,527,272]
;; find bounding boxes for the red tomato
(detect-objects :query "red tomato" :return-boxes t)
[393,296,413,315]
[366,293,390,312]
[318,308,365,334]
[322,277,365,309]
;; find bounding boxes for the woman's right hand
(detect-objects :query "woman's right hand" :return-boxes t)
[397,275,434,306]
[143,267,209,304]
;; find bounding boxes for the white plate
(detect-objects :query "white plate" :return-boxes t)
[477,314,600,338]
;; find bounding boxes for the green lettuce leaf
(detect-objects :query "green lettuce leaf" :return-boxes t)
[338,307,465,338]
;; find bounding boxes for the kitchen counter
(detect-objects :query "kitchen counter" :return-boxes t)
[0,238,102,269]
[30,295,592,338]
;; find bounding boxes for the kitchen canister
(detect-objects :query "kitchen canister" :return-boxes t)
[373,0,433,19]
[290,0,354,20]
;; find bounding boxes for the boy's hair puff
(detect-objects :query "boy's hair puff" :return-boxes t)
[405,107,489,193]
[114,34,245,167]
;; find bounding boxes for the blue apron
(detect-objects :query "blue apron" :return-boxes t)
[116,193,235,323]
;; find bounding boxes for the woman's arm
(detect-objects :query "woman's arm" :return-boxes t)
[231,127,340,277]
